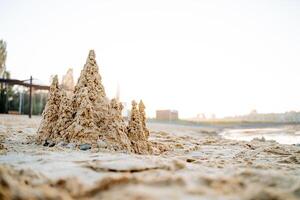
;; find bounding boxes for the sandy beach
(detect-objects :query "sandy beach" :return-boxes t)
[1,114,300,200]
[2,1,300,199]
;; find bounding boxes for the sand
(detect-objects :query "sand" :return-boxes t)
[1,114,300,200]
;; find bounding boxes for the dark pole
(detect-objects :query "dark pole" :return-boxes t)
[29,76,32,118]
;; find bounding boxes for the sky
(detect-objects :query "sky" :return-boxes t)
[1,0,300,118]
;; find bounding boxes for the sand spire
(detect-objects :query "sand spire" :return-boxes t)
[53,90,73,140]
[139,100,150,139]
[127,101,143,141]
[70,50,106,120]
[63,88,99,144]
[127,100,152,154]
[36,75,61,143]
[91,96,133,151]
[74,50,105,102]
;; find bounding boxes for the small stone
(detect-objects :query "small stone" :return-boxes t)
[79,144,91,151]
[49,142,55,147]
[43,140,49,146]
[186,158,196,163]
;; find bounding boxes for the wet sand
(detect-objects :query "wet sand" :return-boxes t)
[220,127,300,145]
[0,114,300,200]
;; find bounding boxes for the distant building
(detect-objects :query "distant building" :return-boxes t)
[156,110,178,121]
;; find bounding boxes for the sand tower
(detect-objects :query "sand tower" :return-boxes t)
[139,100,150,139]
[63,87,100,144]
[127,101,152,154]
[36,75,62,143]
[54,90,74,140]
[73,50,105,104]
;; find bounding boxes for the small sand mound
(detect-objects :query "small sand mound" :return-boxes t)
[36,50,153,154]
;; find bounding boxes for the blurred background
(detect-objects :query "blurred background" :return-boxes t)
[1,0,300,121]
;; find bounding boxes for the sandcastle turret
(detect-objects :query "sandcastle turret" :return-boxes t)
[99,98,133,152]
[127,100,152,154]
[64,88,99,144]
[37,75,62,143]
[127,101,143,141]
[53,90,73,140]
[61,50,133,151]
[73,50,105,104]
[139,100,150,139]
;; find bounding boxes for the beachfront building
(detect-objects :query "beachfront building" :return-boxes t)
[156,110,178,121]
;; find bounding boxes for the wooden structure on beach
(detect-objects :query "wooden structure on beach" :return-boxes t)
[0,76,50,118]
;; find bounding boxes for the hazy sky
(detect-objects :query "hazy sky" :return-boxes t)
[1,0,300,118]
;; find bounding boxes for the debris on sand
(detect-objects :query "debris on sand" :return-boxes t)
[36,50,154,154]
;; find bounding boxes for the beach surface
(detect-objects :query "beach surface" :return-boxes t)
[0,114,300,200]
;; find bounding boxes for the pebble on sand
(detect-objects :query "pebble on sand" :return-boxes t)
[79,144,91,151]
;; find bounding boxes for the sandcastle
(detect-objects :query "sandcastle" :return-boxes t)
[37,50,152,154]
